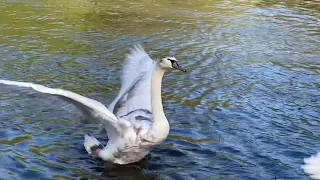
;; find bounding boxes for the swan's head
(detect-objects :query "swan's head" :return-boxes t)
[158,55,187,72]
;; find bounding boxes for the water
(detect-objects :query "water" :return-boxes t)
[0,0,319,179]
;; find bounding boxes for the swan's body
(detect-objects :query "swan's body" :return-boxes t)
[302,152,320,180]
[0,45,186,164]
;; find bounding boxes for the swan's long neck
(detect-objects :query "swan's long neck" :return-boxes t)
[147,64,169,141]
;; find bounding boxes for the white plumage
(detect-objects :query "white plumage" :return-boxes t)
[0,44,186,164]
[302,152,320,180]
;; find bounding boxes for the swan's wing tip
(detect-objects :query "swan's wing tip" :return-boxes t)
[302,152,320,180]
[128,43,146,56]
[132,43,143,49]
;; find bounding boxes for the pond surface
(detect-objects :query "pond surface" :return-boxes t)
[0,0,319,179]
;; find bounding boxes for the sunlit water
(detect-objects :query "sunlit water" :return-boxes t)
[0,0,319,179]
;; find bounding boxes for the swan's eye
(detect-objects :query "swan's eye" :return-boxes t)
[168,59,175,65]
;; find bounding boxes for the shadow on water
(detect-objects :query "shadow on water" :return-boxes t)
[76,158,156,180]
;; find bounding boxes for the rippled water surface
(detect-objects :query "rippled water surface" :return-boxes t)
[0,0,319,179]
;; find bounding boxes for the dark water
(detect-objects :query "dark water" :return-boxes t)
[0,0,319,179]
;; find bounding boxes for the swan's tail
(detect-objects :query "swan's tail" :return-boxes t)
[84,134,104,156]
[0,79,118,123]
[302,152,320,180]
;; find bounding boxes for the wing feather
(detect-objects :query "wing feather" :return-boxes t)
[303,152,320,180]
[0,79,124,141]
[108,44,155,120]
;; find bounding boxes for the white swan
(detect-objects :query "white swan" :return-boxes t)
[302,152,320,180]
[0,44,187,164]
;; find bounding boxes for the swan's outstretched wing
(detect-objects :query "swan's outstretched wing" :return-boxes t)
[108,44,155,120]
[0,80,126,141]
[302,152,320,180]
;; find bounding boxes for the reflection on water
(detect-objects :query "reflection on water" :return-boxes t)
[0,0,319,179]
